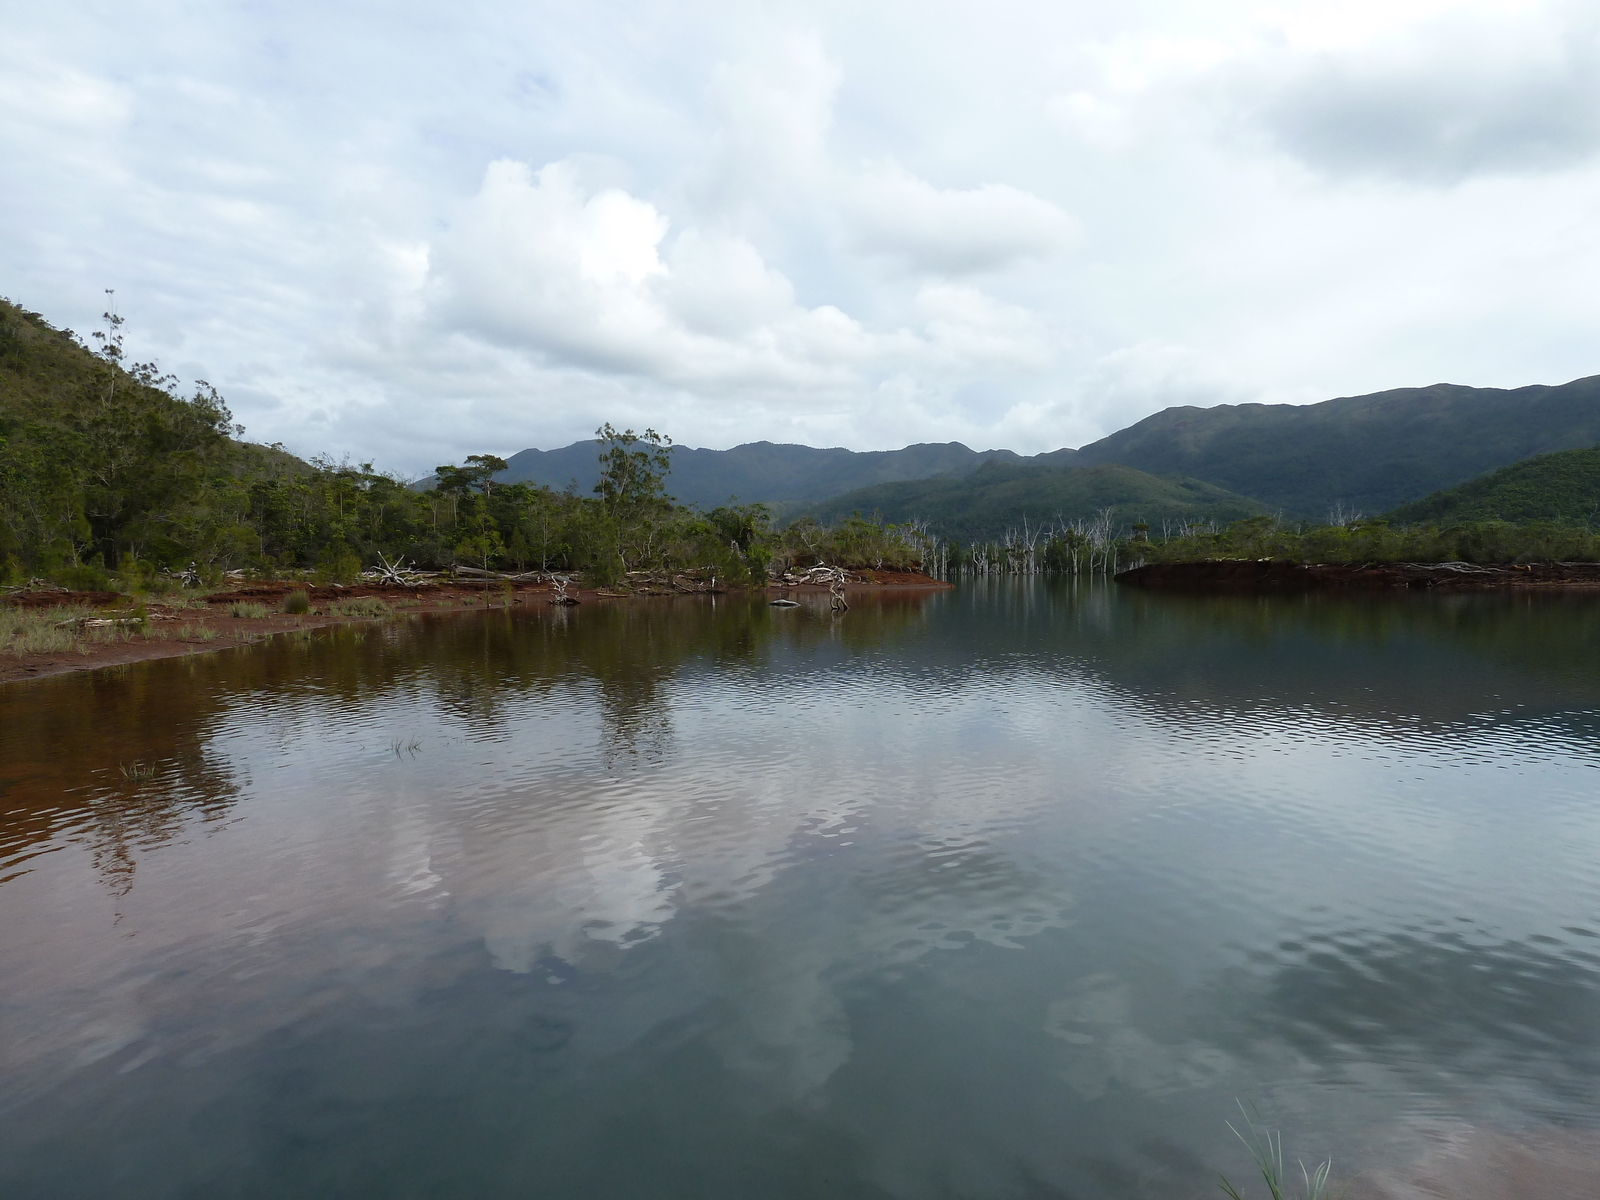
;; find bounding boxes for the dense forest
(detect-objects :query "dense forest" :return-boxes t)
[0,298,927,589]
[1388,446,1600,526]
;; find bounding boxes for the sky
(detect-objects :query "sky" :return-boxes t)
[4,0,1599,474]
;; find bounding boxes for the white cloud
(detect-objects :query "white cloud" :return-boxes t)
[2,0,1600,471]
[1234,4,1600,182]
[848,162,1080,273]
[424,156,1052,408]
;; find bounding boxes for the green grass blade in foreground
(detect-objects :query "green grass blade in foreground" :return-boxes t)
[1218,1100,1336,1200]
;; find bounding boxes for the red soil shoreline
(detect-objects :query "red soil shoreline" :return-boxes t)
[1116,559,1600,592]
[1,570,951,685]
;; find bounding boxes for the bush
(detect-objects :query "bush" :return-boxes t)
[314,550,361,585]
[587,551,624,589]
[282,590,311,614]
[54,563,111,592]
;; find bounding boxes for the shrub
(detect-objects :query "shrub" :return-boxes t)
[54,563,111,592]
[282,590,311,614]
[587,551,624,589]
[314,550,361,585]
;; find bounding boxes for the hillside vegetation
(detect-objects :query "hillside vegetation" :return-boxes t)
[806,459,1265,541]
[1072,376,1600,519]
[1387,446,1600,526]
[0,298,925,588]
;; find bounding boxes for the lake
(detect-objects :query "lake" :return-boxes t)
[3,580,1599,1198]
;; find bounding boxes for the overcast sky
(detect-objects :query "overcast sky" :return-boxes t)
[5,0,1599,473]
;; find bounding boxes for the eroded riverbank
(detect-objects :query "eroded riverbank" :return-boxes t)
[1117,558,1600,592]
[0,570,951,684]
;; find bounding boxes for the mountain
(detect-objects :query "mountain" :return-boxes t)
[1071,375,1600,520]
[1386,446,1600,526]
[494,375,1600,520]
[492,440,1064,509]
[806,459,1266,541]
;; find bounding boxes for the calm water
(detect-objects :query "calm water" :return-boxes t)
[3,581,1600,1198]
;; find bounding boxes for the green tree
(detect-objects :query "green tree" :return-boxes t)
[594,425,672,517]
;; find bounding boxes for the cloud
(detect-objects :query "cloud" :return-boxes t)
[6,0,1600,471]
[1234,6,1600,182]
[848,162,1080,273]
[426,156,1052,405]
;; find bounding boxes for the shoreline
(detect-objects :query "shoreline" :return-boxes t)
[1115,559,1600,592]
[1,570,951,685]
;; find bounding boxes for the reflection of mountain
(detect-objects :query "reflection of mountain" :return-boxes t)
[909,580,1600,740]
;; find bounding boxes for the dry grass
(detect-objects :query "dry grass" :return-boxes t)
[0,605,95,656]
[230,601,269,618]
[333,597,392,618]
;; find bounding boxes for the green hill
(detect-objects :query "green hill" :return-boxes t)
[806,459,1266,541]
[1387,446,1600,526]
[1074,376,1600,519]
[0,297,307,572]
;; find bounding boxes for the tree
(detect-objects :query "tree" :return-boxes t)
[455,527,505,595]
[594,425,672,517]
[435,454,507,497]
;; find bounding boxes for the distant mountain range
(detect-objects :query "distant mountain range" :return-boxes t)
[489,373,1600,537]
[494,440,1041,509]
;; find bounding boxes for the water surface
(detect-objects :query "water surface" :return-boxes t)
[3,581,1599,1198]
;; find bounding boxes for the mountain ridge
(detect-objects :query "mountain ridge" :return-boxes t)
[486,373,1600,524]
[494,439,1054,509]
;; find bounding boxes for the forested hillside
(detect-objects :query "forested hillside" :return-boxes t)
[1072,376,1600,519]
[1387,446,1600,526]
[0,299,923,587]
[806,459,1264,541]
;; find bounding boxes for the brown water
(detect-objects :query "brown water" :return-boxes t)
[3,581,1600,1198]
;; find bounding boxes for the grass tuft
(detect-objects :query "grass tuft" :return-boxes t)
[1218,1102,1335,1200]
[0,605,95,656]
[334,597,392,618]
[230,601,269,618]
[282,590,311,615]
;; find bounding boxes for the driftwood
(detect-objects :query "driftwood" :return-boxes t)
[454,565,557,582]
[778,564,864,588]
[365,552,434,586]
